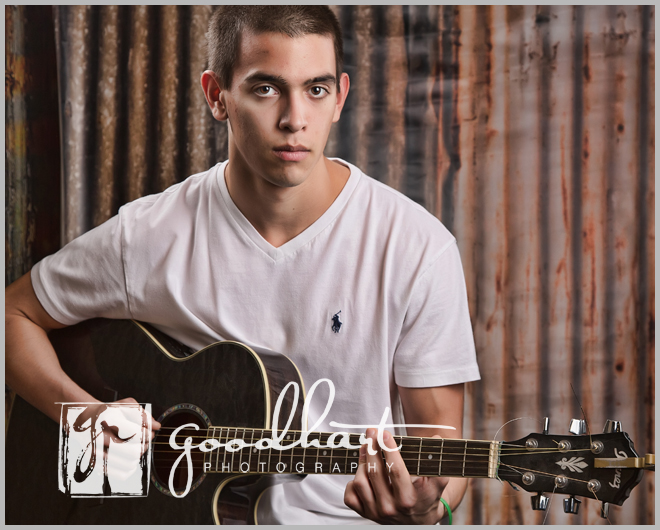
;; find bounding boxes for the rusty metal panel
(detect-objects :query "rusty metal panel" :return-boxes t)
[46,5,654,524]
[5,5,60,283]
[5,4,61,430]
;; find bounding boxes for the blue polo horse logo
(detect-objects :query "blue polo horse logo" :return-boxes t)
[331,311,342,333]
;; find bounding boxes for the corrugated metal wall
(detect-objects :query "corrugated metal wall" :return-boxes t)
[5,5,61,428]
[5,5,61,284]
[6,5,654,524]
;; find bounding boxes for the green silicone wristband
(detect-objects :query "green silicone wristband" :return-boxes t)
[440,498,452,525]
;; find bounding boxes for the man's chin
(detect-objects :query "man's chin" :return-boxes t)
[263,158,322,188]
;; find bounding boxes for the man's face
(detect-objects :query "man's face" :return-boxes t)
[219,31,348,188]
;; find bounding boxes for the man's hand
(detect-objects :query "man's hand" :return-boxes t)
[74,397,162,448]
[71,397,161,484]
[344,428,449,524]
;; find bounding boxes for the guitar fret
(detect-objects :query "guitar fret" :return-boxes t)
[203,427,209,472]
[288,432,294,473]
[227,428,234,473]
[222,428,229,473]
[242,428,248,473]
[248,429,254,473]
[239,428,244,472]
[213,427,219,472]
[259,429,267,473]
[279,431,286,473]
[330,442,335,474]
[273,430,281,473]
[203,430,492,478]
[344,440,348,474]
[438,438,444,476]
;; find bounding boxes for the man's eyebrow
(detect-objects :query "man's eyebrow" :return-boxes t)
[243,73,337,86]
[306,75,337,85]
[244,73,289,85]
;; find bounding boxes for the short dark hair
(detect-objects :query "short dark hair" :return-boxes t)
[206,6,344,92]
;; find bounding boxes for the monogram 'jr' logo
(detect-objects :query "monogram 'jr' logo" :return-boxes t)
[331,311,342,333]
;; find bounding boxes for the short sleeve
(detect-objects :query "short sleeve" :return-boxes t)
[393,239,480,387]
[31,211,132,325]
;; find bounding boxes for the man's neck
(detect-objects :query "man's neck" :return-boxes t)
[225,156,350,248]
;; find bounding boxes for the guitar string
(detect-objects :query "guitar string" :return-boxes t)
[148,440,590,456]
[570,383,594,456]
[149,443,596,458]
[496,462,602,488]
[148,428,612,475]
[149,446,599,471]
[541,483,557,525]
[152,458,609,489]
[150,426,602,449]
[150,428,596,454]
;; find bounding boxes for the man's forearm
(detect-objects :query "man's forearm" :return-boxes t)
[6,272,97,423]
[437,477,468,521]
[6,314,96,423]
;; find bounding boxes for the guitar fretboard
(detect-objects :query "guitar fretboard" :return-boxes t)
[201,427,495,478]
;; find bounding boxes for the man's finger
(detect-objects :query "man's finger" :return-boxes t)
[344,480,366,517]
[364,429,398,518]
[379,429,417,514]
[349,437,378,519]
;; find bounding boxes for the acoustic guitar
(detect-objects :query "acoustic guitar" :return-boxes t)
[5,319,654,524]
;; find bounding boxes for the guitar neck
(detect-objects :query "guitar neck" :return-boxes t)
[201,427,499,478]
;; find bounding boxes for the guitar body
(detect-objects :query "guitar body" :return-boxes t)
[5,319,305,524]
[6,319,653,523]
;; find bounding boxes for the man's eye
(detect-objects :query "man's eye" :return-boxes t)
[255,86,276,97]
[309,86,328,98]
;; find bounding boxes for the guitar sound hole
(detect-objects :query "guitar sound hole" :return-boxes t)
[151,404,210,497]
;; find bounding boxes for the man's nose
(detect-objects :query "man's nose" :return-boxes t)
[278,93,307,133]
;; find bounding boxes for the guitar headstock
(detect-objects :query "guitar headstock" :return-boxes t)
[499,424,649,516]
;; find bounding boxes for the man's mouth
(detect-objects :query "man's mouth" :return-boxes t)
[273,145,310,162]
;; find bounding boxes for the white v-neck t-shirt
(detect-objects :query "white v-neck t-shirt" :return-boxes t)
[32,159,480,524]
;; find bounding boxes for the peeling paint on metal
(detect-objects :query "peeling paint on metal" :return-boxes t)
[42,5,656,524]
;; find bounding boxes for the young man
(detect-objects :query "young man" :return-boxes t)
[6,6,480,524]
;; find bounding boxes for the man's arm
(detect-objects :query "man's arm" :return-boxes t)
[344,383,466,524]
[6,271,98,422]
[399,383,468,519]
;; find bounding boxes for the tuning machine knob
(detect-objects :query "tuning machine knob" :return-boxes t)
[563,496,581,514]
[569,418,587,435]
[603,420,622,433]
[601,502,610,519]
[531,493,550,511]
[542,417,550,435]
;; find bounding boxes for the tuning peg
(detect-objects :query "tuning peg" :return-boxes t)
[531,493,550,511]
[563,496,581,514]
[569,419,587,435]
[601,502,610,519]
[603,420,622,433]
[542,417,550,435]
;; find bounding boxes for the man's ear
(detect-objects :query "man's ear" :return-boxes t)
[200,70,228,122]
[332,72,351,123]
